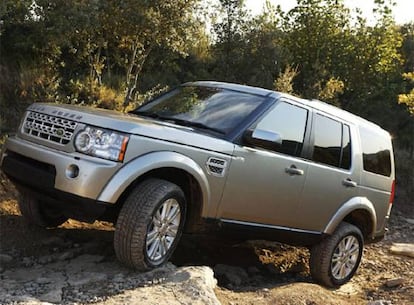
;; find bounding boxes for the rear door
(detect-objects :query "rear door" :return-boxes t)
[218,100,311,228]
[297,113,360,231]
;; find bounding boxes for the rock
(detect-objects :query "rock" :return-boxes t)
[385,277,404,288]
[2,267,44,282]
[247,266,260,275]
[41,236,66,247]
[0,254,13,264]
[36,277,52,284]
[98,266,220,305]
[39,288,62,303]
[73,254,105,264]
[334,282,361,296]
[38,255,55,265]
[389,243,414,258]
[22,257,34,267]
[214,264,249,286]
[58,251,74,261]
[367,301,392,305]
[167,266,219,304]
[67,272,108,286]
[404,218,414,225]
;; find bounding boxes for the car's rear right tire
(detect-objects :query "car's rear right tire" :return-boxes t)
[310,222,363,287]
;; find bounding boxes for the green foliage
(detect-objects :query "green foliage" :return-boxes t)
[398,72,414,114]
[394,149,414,209]
[210,0,251,82]
[283,0,352,98]
[317,77,345,107]
[0,0,413,155]
[274,65,298,94]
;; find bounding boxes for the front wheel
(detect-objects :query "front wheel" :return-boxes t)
[18,192,68,228]
[114,178,186,270]
[310,222,363,287]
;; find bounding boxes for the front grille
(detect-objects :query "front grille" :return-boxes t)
[22,111,78,145]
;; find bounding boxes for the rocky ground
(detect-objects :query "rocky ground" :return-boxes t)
[0,173,413,305]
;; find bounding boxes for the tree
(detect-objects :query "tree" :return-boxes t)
[101,0,201,106]
[283,0,352,99]
[210,0,251,82]
[238,2,288,88]
[398,72,414,114]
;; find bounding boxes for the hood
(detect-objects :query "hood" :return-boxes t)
[26,103,235,155]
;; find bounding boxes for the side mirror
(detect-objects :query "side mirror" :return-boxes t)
[244,129,282,150]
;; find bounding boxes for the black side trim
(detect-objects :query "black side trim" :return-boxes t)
[218,219,326,247]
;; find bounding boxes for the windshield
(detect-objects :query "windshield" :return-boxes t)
[132,86,266,135]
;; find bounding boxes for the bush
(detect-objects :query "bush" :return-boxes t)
[394,149,414,217]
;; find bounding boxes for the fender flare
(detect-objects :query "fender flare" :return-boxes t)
[323,197,377,238]
[97,151,210,210]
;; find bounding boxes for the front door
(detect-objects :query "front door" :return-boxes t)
[218,100,311,228]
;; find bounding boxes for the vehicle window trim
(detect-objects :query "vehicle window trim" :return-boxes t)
[238,97,312,158]
[359,126,392,177]
[307,111,353,171]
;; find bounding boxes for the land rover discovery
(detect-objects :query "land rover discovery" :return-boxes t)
[0,81,395,287]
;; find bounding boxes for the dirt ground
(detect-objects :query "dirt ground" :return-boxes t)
[0,173,413,305]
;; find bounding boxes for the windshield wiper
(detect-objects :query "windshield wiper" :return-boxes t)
[165,118,225,135]
[132,111,225,134]
[131,110,160,118]
[131,110,226,134]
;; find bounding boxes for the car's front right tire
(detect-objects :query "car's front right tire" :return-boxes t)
[114,178,186,270]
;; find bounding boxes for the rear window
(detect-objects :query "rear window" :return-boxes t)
[359,127,392,176]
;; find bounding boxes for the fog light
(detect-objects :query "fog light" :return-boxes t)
[66,164,79,179]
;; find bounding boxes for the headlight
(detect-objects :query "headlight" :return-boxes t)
[74,126,129,162]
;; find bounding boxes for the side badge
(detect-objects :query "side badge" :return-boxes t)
[206,157,227,177]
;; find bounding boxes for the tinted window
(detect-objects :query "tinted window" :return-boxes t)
[133,86,266,134]
[255,101,308,156]
[340,125,351,169]
[360,127,391,176]
[312,115,342,167]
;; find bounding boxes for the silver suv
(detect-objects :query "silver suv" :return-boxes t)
[0,81,395,287]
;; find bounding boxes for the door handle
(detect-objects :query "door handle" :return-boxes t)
[285,165,304,176]
[342,178,357,187]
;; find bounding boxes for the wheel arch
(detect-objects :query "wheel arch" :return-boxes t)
[323,197,377,240]
[97,151,210,227]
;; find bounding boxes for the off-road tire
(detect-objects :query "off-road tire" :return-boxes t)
[310,222,363,287]
[114,178,186,270]
[18,192,68,228]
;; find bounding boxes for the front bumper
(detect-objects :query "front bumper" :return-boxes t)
[1,136,121,203]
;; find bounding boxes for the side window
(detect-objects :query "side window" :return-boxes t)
[255,101,308,157]
[359,127,391,176]
[311,114,352,169]
[312,115,342,167]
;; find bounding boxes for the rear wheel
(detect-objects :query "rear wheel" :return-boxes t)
[310,222,363,287]
[18,192,68,228]
[114,178,186,270]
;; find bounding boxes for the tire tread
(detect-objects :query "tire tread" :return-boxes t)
[114,178,185,270]
[310,222,363,287]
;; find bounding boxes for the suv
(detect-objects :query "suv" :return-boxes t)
[1,81,395,287]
